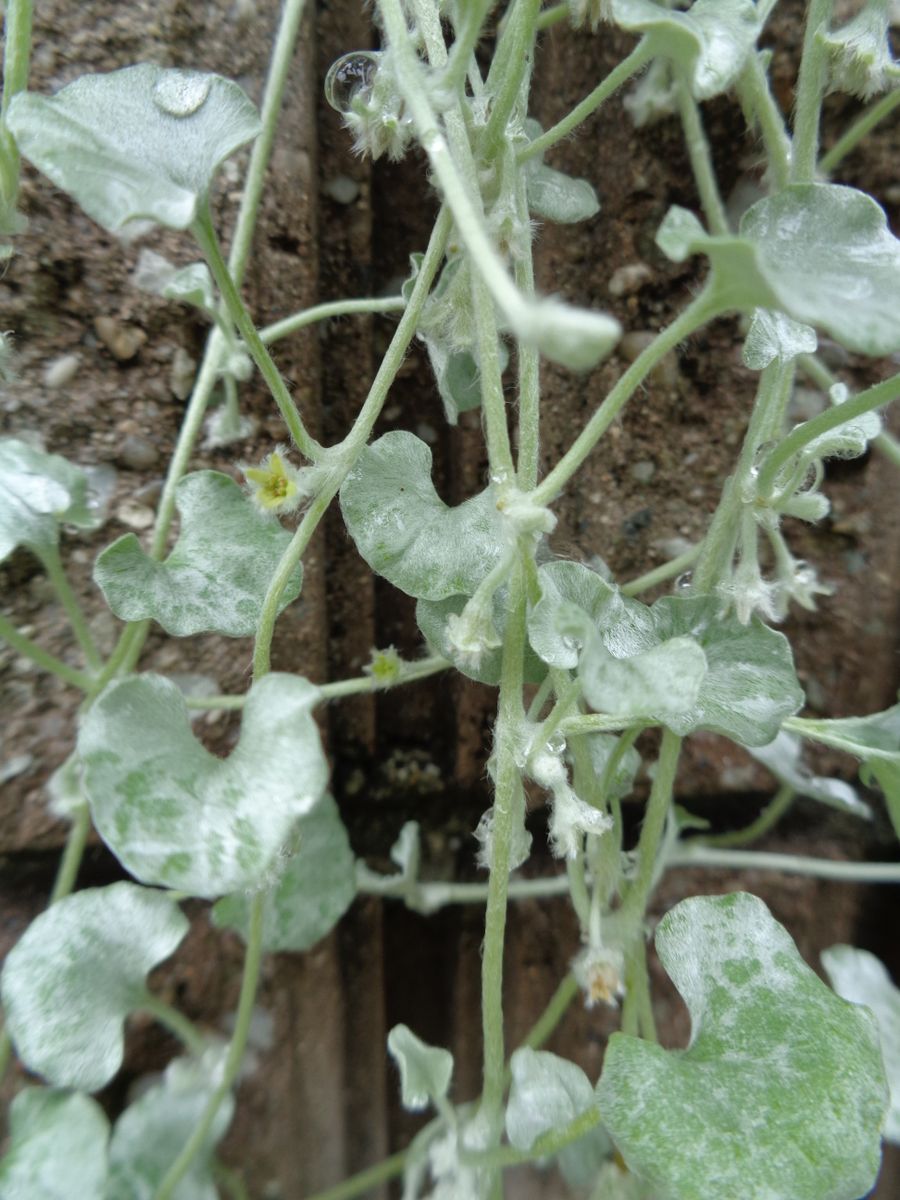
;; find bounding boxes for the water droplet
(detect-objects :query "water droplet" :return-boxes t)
[793,560,816,587]
[796,461,820,493]
[750,439,777,478]
[547,733,567,756]
[325,52,380,115]
[674,571,693,594]
[152,71,213,118]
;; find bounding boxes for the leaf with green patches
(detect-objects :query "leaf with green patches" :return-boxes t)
[387,1025,454,1112]
[0,1088,110,1199]
[94,471,303,637]
[7,65,260,238]
[657,185,900,355]
[416,591,546,685]
[0,883,188,1091]
[596,893,888,1200]
[608,0,763,98]
[340,431,506,600]
[822,944,900,1144]
[107,1048,233,1200]
[78,673,328,898]
[212,794,356,952]
[0,438,106,562]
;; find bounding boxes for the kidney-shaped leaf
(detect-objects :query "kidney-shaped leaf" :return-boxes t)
[0,883,188,1091]
[387,1024,454,1112]
[506,1047,596,1150]
[94,471,303,637]
[823,944,900,1144]
[340,431,506,600]
[0,438,105,562]
[0,1088,110,1200]
[78,673,328,898]
[526,163,600,225]
[7,64,260,238]
[212,793,356,953]
[107,1048,234,1200]
[596,893,887,1200]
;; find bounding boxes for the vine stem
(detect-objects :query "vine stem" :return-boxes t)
[0,612,94,690]
[302,1151,409,1200]
[797,352,900,470]
[261,296,405,345]
[479,0,541,159]
[620,544,700,597]
[140,994,208,1057]
[676,73,730,236]
[1,0,32,115]
[700,783,795,849]
[820,89,900,174]
[620,729,682,928]
[532,288,720,505]
[791,0,834,183]
[153,895,266,1200]
[37,544,102,670]
[735,52,792,191]
[670,844,900,882]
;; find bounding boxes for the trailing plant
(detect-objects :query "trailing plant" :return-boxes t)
[1,0,900,1196]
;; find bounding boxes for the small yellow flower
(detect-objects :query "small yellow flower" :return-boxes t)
[243,449,300,513]
[364,645,403,688]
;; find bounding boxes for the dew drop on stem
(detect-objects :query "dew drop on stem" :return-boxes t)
[325,52,380,115]
[151,71,213,117]
[674,571,693,593]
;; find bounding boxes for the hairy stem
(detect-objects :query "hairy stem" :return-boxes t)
[620,728,682,928]
[37,544,102,670]
[701,783,795,849]
[261,296,405,345]
[820,88,900,175]
[791,0,834,183]
[0,612,94,691]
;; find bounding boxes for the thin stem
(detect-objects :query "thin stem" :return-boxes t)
[521,973,579,1051]
[700,783,795,849]
[791,0,834,183]
[532,288,719,505]
[536,2,570,31]
[141,994,208,1056]
[320,655,452,699]
[302,1151,408,1200]
[518,40,651,164]
[820,89,900,175]
[194,209,322,462]
[260,296,405,345]
[735,53,792,191]
[357,869,571,911]
[671,844,900,882]
[464,1105,603,1171]
[560,713,645,736]
[48,804,91,903]
[37,544,102,670]
[480,0,541,159]
[212,1162,251,1200]
[797,352,900,470]
[620,729,682,928]
[153,894,266,1200]
[514,169,541,490]
[0,612,94,691]
[471,266,515,477]
[442,0,494,93]
[1,0,32,117]
[756,370,900,498]
[620,544,700,597]
[676,72,730,236]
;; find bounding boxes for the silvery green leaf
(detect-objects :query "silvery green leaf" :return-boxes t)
[387,1024,454,1112]
[608,0,763,99]
[94,471,303,637]
[528,299,621,372]
[0,438,105,561]
[654,205,711,263]
[822,944,900,1144]
[0,883,188,1091]
[46,752,88,820]
[212,794,356,953]
[78,673,328,898]
[416,592,546,685]
[869,760,900,840]
[0,1088,110,1200]
[748,730,870,818]
[787,704,900,763]
[584,733,642,801]
[579,629,708,724]
[526,162,600,225]
[528,561,628,669]
[107,1048,234,1200]
[7,65,260,238]
[743,309,818,370]
[822,0,900,100]
[623,56,678,127]
[132,249,216,312]
[340,432,506,600]
[795,383,882,464]
[505,1047,595,1150]
[423,339,509,425]
[596,893,887,1200]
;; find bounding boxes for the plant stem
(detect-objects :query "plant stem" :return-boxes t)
[212,1162,251,1200]
[532,288,719,505]
[441,0,494,94]
[471,266,516,478]
[536,1,569,30]
[260,296,405,345]
[464,1104,602,1170]
[194,209,321,462]
[36,544,102,670]
[0,612,94,690]
[48,803,91,903]
[676,73,730,235]
[797,352,900,470]
[302,1151,408,1200]
[756,370,900,498]
[791,0,834,183]
[700,783,795,849]
[514,168,541,490]
[153,894,266,1200]
[620,729,682,928]
[621,545,700,597]
[518,40,651,164]
[820,89,900,174]
[560,713,645,736]
[735,53,792,191]
[357,868,572,911]
[1,0,32,117]
[519,973,579,1050]
[141,994,208,1056]
[670,844,900,882]
[480,0,541,159]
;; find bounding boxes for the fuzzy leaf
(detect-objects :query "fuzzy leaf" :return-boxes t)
[94,471,303,637]
[748,731,870,819]
[787,704,900,762]
[506,1048,596,1149]
[0,1088,110,1200]
[107,1048,233,1200]
[596,893,887,1200]
[585,733,642,801]
[526,162,600,225]
[0,883,188,1091]
[743,308,818,370]
[609,0,763,98]
[212,794,356,952]
[7,65,260,238]
[387,1024,454,1111]
[528,561,627,669]
[340,431,506,600]
[78,673,328,898]
[0,438,105,561]
[822,944,900,1144]
[133,249,216,311]
[416,592,546,685]
[579,630,708,724]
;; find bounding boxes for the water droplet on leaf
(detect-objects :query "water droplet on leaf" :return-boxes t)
[325,52,380,115]
[674,571,693,593]
[546,733,567,756]
[152,72,213,117]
